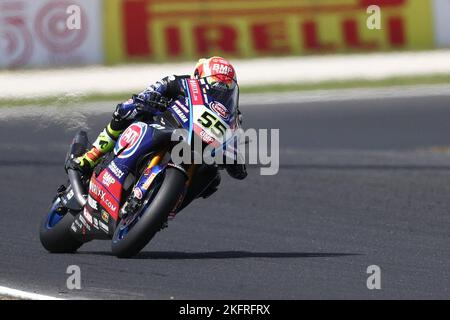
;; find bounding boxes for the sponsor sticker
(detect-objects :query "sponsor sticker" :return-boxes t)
[89,178,119,219]
[66,189,74,200]
[172,105,188,123]
[200,129,215,144]
[188,79,204,105]
[98,169,123,201]
[79,215,90,231]
[175,100,190,114]
[102,171,116,187]
[133,187,143,200]
[87,196,98,210]
[142,172,157,190]
[83,208,93,224]
[93,217,99,229]
[212,63,234,77]
[210,101,229,120]
[99,221,109,233]
[101,211,109,223]
[75,219,82,229]
[115,122,147,159]
[108,161,124,179]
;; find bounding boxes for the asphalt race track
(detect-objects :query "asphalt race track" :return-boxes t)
[1,93,450,299]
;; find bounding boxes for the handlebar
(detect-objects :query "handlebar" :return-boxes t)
[132,94,169,113]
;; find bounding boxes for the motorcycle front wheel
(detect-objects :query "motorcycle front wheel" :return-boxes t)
[111,167,187,258]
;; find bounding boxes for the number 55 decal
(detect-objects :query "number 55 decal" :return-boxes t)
[198,111,227,136]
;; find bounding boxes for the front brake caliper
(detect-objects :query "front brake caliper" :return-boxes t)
[120,197,142,220]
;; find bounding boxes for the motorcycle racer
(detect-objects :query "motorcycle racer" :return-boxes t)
[67,57,247,210]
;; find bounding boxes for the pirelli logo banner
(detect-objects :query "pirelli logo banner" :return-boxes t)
[104,0,434,63]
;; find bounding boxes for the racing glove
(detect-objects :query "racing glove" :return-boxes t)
[135,91,169,113]
[65,155,93,177]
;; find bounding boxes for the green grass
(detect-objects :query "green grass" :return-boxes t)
[1,74,450,107]
[242,74,450,93]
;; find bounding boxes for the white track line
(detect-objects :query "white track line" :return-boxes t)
[0,286,64,300]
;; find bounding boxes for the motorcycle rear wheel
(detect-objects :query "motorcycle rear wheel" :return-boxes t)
[39,199,83,253]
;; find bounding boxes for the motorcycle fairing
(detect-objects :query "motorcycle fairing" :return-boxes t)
[183,78,240,159]
[70,202,111,241]
[181,79,203,145]
[88,174,121,221]
[82,122,174,233]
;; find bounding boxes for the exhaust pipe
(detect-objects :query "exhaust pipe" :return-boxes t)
[66,131,89,207]
[68,169,87,207]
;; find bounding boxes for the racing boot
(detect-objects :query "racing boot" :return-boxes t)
[74,123,122,176]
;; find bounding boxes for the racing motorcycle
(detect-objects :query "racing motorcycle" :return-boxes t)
[39,76,241,258]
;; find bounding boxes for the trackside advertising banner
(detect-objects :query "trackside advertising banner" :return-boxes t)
[0,0,102,67]
[432,0,450,48]
[1,0,449,68]
[103,0,436,64]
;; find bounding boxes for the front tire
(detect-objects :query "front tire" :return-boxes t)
[111,167,187,258]
[39,199,83,253]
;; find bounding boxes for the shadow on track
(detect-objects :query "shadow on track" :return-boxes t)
[3,160,450,171]
[78,250,361,260]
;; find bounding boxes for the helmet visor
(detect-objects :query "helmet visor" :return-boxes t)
[201,75,239,116]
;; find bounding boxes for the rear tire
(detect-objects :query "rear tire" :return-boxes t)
[39,204,83,253]
[111,168,187,258]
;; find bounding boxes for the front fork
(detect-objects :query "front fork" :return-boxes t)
[122,148,197,218]
[168,164,197,219]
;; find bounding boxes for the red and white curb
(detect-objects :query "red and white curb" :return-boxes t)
[0,286,64,300]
